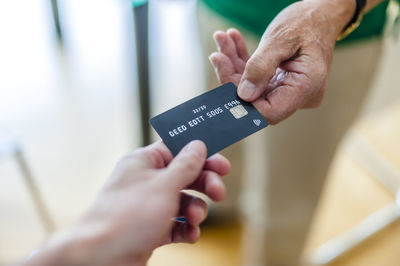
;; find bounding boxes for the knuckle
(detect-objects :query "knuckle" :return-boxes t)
[218,75,229,84]
[246,55,269,76]
[116,146,153,169]
[267,116,280,125]
[122,147,147,159]
[169,154,201,180]
[263,25,300,52]
[304,90,325,109]
[117,152,137,167]
[181,154,201,173]
[267,109,295,125]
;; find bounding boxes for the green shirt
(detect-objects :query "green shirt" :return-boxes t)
[201,0,393,44]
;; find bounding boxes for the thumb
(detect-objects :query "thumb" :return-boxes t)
[238,39,295,102]
[165,140,207,190]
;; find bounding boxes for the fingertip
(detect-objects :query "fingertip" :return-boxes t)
[209,51,218,59]
[213,30,225,40]
[186,198,208,226]
[206,174,226,202]
[227,27,240,36]
[209,52,219,66]
[205,154,231,176]
[225,159,231,175]
[213,31,228,48]
[186,226,201,244]
[219,155,231,176]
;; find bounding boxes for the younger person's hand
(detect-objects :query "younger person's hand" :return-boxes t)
[23,141,230,266]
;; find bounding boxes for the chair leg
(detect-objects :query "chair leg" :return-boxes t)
[50,0,63,45]
[14,148,56,235]
[133,3,151,146]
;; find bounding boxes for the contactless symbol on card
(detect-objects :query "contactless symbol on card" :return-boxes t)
[150,82,268,157]
[253,119,262,126]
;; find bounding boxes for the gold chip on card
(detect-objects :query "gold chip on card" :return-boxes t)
[229,104,248,119]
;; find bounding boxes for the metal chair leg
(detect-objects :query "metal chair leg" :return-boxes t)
[133,2,151,146]
[14,148,56,235]
[50,0,63,45]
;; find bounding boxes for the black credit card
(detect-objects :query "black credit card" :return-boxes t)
[150,82,268,157]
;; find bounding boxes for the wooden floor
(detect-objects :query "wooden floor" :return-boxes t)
[149,224,243,266]
[305,103,400,266]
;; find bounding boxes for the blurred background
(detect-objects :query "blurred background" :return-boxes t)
[0,0,400,265]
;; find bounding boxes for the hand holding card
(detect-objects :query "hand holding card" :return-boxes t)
[150,83,268,157]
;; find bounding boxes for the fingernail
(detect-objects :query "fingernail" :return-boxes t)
[213,34,222,50]
[184,140,206,158]
[172,216,187,223]
[198,204,206,220]
[239,80,257,100]
[208,54,216,68]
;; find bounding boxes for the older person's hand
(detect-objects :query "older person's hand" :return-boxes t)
[209,0,357,124]
[22,141,230,266]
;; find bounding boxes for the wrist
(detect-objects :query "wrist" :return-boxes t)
[61,222,147,266]
[304,0,357,39]
[28,229,99,266]
[21,231,83,266]
[23,224,111,266]
[56,226,104,266]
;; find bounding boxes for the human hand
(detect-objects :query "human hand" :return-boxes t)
[210,0,355,124]
[23,141,230,266]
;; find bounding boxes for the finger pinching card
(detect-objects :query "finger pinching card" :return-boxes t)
[150,82,268,157]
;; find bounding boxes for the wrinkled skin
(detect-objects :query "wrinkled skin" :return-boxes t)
[210,0,355,124]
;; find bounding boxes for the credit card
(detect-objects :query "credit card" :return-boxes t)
[150,82,268,157]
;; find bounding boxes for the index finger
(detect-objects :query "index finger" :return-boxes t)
[204,154,231,176]
[129,141,173,169]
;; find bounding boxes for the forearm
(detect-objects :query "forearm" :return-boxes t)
[17,228,132,266]
[18,223,147,266]
[18,230,96,266]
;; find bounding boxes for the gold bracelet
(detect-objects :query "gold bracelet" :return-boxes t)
[337,0,367,41]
